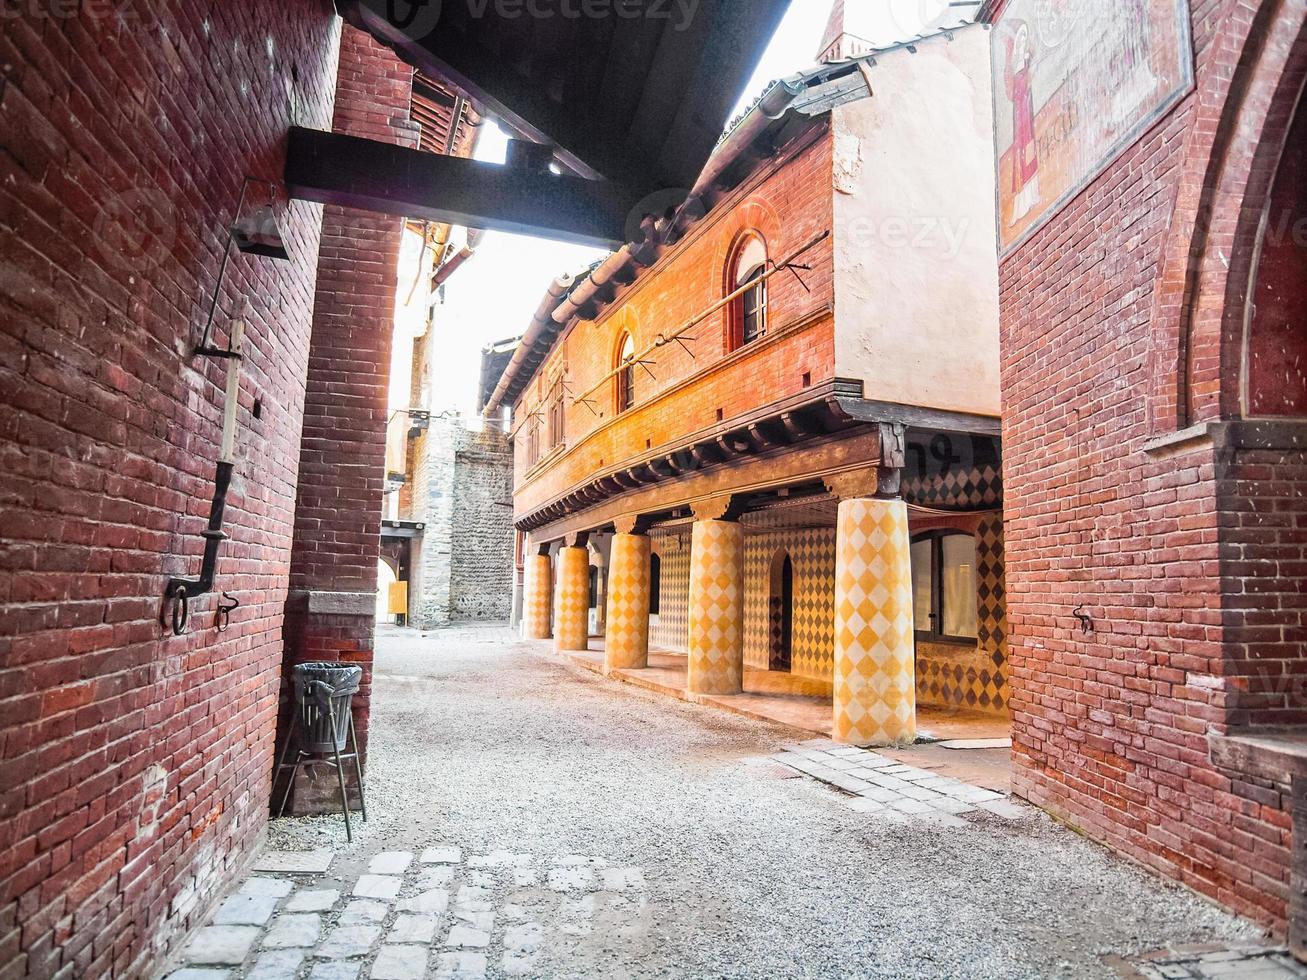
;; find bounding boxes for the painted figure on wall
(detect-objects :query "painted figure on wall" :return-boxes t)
[990,0,1194,254]
[1004,20,1041,223]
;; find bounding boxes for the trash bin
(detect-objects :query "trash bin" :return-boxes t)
[290,662,362,754]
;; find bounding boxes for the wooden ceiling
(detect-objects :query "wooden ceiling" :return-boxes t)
[339,0,790,201]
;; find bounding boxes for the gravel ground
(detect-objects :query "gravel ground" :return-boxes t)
[263,624,1263,979]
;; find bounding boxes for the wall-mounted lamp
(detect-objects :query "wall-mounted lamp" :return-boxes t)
[196,177,289,356]
[164,175,290,635]
[231,200,289,260]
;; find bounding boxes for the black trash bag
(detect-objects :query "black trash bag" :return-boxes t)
[291,662,362,753]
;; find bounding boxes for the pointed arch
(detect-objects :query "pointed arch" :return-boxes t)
[1146,1,1307,431]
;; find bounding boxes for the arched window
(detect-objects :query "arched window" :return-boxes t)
[910,530,979,642]
[728,235,768,350]
[615,332,637,413]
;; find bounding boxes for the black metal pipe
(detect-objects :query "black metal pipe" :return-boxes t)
[166,460,234,602]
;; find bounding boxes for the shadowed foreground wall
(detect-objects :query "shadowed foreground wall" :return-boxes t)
[0,2,340,975]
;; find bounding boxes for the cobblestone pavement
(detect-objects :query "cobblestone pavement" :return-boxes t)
[163,625,1282,979]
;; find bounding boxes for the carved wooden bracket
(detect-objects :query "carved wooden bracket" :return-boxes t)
[822,469,881,501]
[690,495,742,522]
[613,514,652,535]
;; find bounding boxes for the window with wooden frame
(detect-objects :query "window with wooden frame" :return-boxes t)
[727,234,769,350]
[910,530,979,643]
[524,418,540,466]
[615,332,637,413]
[546,379,565,450]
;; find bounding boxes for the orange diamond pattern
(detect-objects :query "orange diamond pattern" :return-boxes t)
[832,498,916,746]
[523,553,553,640]
[605,533,651,671]
[687,519,744,695]
[554,546,590,652]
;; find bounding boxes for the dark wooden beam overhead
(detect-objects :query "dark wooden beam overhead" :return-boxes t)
[339,0,791,204]
[285,127,631,249]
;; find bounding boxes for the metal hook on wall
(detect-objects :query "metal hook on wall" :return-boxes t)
[216,592,240,632]
[1072,604,1094,635]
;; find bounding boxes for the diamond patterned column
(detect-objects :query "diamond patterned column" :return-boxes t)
[605,532,651,670]
[523,553,553,640]
[688,518,744,695]
[832,497,916,746]
[554,546,590,652]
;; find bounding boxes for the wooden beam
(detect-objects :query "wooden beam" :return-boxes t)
[339,0,789,195]
[285,127,631,249]
[748,421,786,450]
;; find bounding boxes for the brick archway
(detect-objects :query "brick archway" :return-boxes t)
[1147,0,1307,432]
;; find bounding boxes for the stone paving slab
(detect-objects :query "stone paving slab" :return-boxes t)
[248,949,307,979]
[241,877,294,899]
[353,875,402,900]
[183,926,261,966]
[252,850,335,874]
[368,852,414,876]
[287,889,341,913]
[213,895,279,927]
[772,743,1028,823]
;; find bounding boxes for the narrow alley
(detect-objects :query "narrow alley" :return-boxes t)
[6,1,1307,976]
[171,626,1262,980]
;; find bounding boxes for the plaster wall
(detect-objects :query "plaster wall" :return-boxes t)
[831,27,1001,417]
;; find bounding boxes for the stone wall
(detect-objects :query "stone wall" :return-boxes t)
[407,416,514,627]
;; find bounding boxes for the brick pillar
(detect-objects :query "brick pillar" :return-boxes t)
[687,516,744,695]
[832,497,916,746]
[281,26,419,812]
[554,546,590,652]
[523,552,553,639]
[605,530,651,670]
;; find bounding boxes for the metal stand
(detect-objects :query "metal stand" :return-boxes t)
[274,705,368,841]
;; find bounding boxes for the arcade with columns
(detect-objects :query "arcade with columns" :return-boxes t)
[515,421,1008,747]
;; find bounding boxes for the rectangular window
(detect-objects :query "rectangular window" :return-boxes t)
[941,534,978,639]
[911,538,933,629]
[910,531,978,642]
[741,277,767,344]
[547,395,564,449]
[525,420,539,466]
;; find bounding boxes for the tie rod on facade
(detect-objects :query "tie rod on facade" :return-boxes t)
[566,229,831,409]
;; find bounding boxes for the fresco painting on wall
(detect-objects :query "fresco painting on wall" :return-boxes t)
[991,0,1195,254]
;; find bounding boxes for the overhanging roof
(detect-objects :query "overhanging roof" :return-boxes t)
[482,24,985,415]
[339,0,791,202]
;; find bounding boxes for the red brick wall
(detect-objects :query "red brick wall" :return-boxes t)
[1218,430,1307,729]
[0,2,340,976]
[998,0,1307,933]
[512,126,836,519]
[282,26,419,785]
[1244,101,1307,416]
